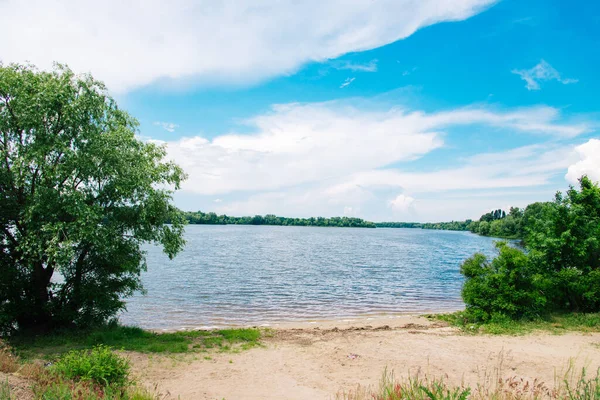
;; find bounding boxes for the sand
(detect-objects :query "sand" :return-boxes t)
[129,315,600,400]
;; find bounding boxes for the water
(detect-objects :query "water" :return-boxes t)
[119,225,499,330]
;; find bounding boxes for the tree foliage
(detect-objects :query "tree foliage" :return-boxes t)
[461,242,546,322]
[461,176,600,321]
[0,63,186,332]
[375,220,473,231]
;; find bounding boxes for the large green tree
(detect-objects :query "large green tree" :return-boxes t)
[0,64,186,332]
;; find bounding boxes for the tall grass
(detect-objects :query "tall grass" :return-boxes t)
[0,342,18,374]
[0,380,11,400]
[337,368,470,400]
[337,365,600,400]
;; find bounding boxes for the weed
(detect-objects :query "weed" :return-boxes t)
[0,342,18,374]
[51,345,130,388]
[338,364,600,400]
[0,380,10,400]
[337,368,470,400]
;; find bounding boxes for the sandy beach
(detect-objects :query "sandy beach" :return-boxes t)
[129,315,600,400]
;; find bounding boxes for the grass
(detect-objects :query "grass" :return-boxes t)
[8,325,262,359]
[0,342,18,374]
[0,380,10,400]
[426,312,600,335]
[337,368,471,400]
[0,341,159,400]
[337,365,600,400]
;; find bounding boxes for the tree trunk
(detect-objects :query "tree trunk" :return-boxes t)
[20,261,54,332]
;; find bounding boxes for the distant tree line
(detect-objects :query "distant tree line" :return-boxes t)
[182,211,377,228]
[467,207,523,238]
[378,207,534,240]
[375,220,473,231]
[182,204,551,240]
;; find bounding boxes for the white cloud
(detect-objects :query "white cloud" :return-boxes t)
[421,106,588,138]
[512,60,578,91]
[213,199,223,203]
[153,121,179,133]
[157,101,587,205]
[340,77,356,88]
[160,102,445,195]
[327,143,579,197]
[566,139,600,184]
[389,194,415,212]
[0,0,497,92]
[333,59,378,72]
[204,142,577,221]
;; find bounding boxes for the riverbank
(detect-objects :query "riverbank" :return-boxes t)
[129,315,600,399]
[3,314,600,399]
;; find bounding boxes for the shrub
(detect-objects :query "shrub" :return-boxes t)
[461,176,600,322]
[461,242,546,322]
[51,345,130,388]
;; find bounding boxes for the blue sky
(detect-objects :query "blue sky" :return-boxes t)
[2,0,599,221]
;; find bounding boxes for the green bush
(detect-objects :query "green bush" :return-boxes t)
[461,176,600,322]
[51,345,130,388]
[461,242,546,322]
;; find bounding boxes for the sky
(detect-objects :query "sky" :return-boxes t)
[1,0,599,222]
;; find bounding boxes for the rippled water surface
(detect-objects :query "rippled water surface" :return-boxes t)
[120,225,499,329]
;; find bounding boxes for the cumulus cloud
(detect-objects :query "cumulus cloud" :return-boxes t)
[156,101,587,203]
[512,60,578,90]
[340,77,356,88]
[389,194,415,212]
[153,121,179,133]
[160,102,445,195]
[0,0,497,92]
[566,139,600,184]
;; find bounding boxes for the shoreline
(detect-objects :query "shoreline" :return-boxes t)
[130,314,600,400]
[148,309,462,333]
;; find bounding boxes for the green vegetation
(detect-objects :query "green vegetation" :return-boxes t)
[338,369,470,400]
[467,206,529,239]
[51,345,130,388]
[375,220,473,231]
[377,208,526,239]
[338,366,600,400]
[0,341,156,399]
[182,211,376,228]
[0,63,186,333]
[431,311,600,335]
[458,176,600,324]
[8,324,261,360]
[0,380,10,400]
[1,325,261,398]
